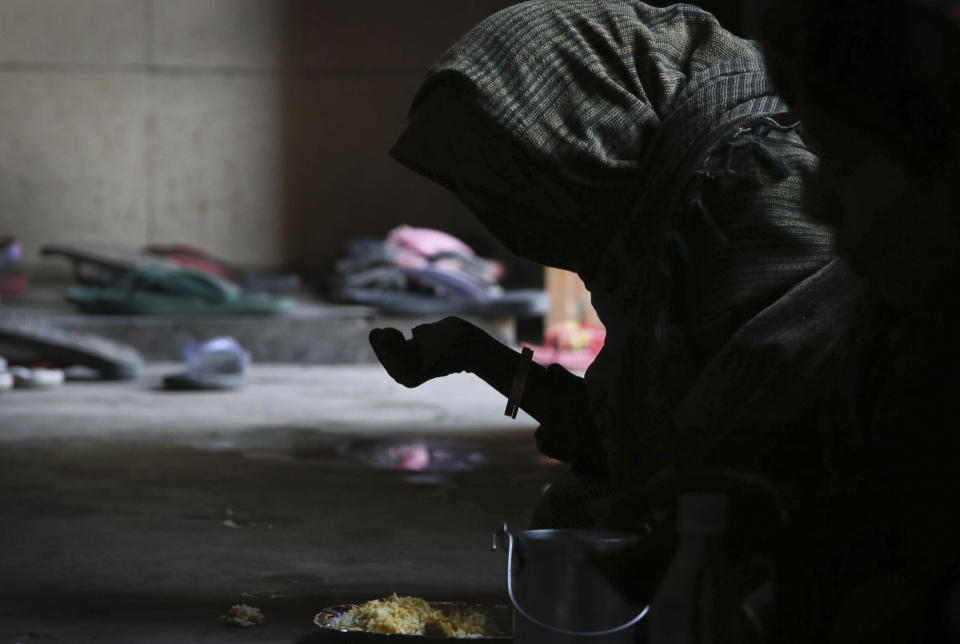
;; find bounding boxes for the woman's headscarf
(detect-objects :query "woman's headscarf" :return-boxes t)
[391,1,766,275]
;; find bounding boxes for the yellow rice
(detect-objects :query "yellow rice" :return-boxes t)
[338,593,491,637]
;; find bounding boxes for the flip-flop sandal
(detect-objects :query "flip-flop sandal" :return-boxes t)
[144,243,301,294]
[41,243,175,287]
[66,266,295,316]
[163,336,249,391]
[0,316,142,380]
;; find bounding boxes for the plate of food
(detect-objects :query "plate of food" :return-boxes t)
[314,594,512,641]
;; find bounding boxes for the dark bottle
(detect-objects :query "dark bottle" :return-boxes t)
[647,493,742,644]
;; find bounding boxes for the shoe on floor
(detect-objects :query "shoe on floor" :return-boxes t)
[0,316,142,380]
[163,336,250,391]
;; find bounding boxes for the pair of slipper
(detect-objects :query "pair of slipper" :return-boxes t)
[0,315,142,380]
[41,242,301,294]
[41,243,296,315]
[331,225,547,317]
[144,243,301,294]
[0,356,64,391]
[65,266,294,316]
[163,336,249,391]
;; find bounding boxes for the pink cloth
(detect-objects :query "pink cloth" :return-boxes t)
[386,225,476,259]
[523,344,598,372]
[385,225,505,281]
[523,322,606,372]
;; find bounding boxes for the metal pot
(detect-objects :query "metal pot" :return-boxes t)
[493,524,649,644]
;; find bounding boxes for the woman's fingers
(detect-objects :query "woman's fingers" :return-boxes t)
[369,327,425,387]
[369,320,480,387]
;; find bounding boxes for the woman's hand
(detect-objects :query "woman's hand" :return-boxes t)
[369,316,485,388]
[371,317,589,446]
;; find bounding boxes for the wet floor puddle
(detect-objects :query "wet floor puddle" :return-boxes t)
[187,428,558,484]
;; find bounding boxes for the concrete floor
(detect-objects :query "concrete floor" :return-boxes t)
[0,364,559,643]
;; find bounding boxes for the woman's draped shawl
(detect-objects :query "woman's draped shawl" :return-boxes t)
[391,1,868,488]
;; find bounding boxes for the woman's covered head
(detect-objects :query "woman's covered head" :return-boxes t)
[390,0,762,279]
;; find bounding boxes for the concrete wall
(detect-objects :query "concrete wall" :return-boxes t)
[0,0,516,274]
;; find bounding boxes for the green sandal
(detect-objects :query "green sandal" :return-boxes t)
[66,266,294,316]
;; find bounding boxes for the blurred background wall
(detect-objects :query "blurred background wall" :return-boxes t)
[0,0,743,280]
[0,0,517,277]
